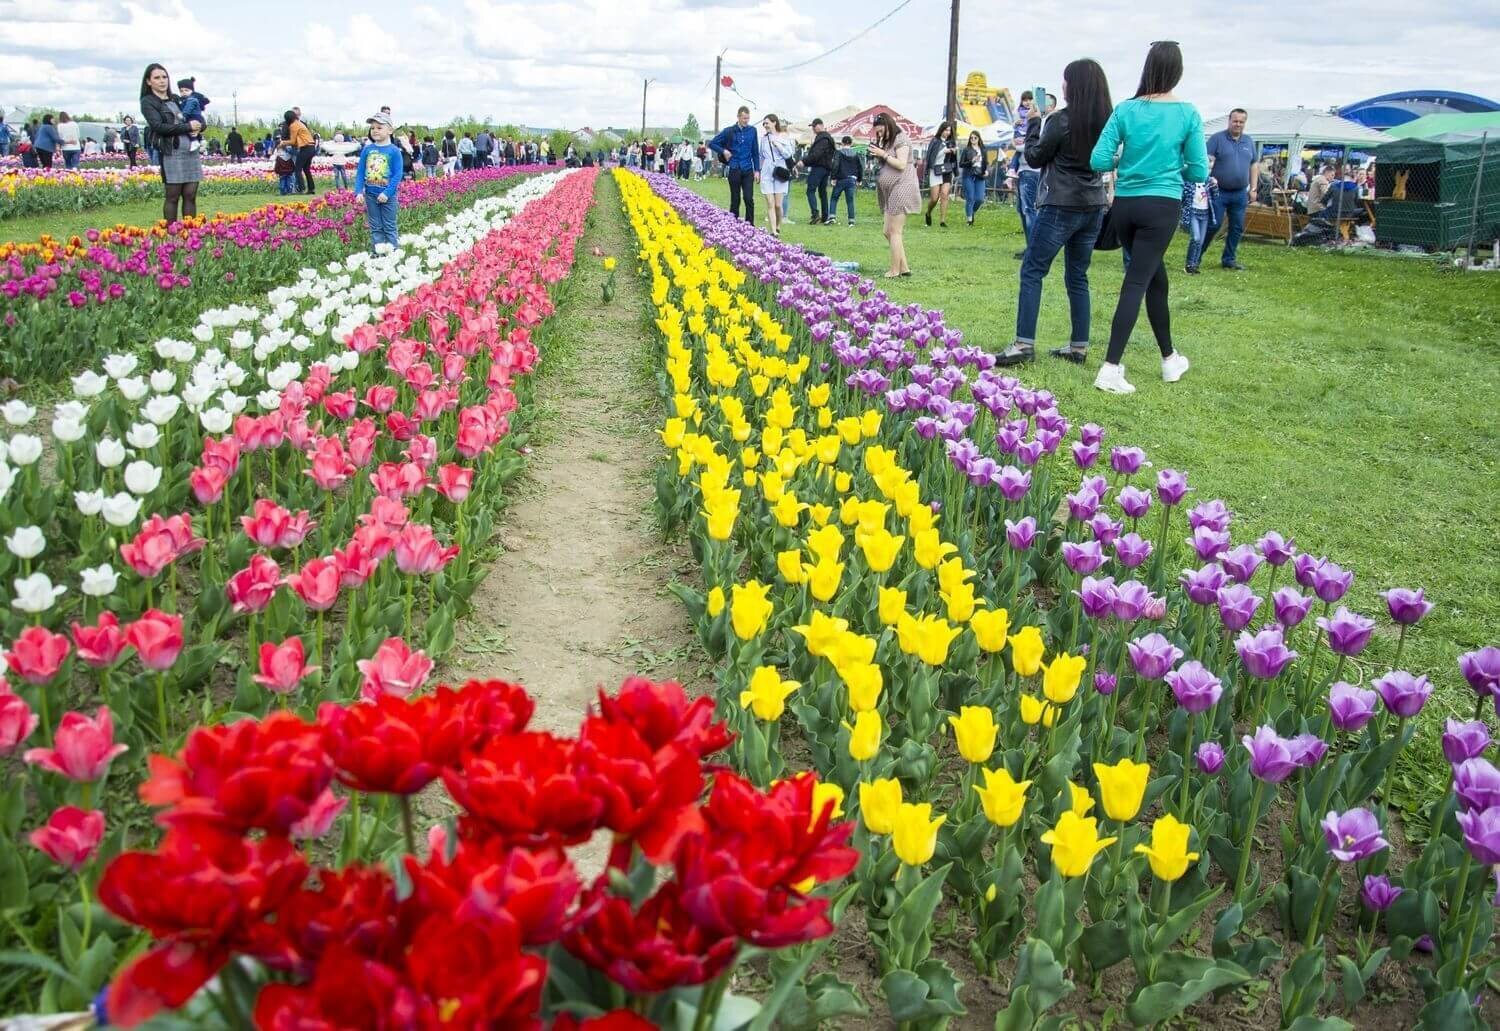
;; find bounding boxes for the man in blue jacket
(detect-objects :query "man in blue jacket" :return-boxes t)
[709,106,760,223]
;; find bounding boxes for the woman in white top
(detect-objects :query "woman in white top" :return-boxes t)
[57,111,83,169]
[758,114,794,236]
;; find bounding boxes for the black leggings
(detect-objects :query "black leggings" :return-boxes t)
[1104,195,1180,365]
[297,145,316,193]
[163,181,199,222]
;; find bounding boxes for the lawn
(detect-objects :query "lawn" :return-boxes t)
[683,175,1500,817]
[1,192,293,244]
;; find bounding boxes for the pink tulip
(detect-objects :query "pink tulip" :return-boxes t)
[394,523,459,576]
[356,637,433,700]
[290,788,348,840]
[369,461,427,499]
[6,626,70,685]
[71,612,129,668]
[1,691,40,754]
[362,385,397,413]
[285,556,341,611]
[254,637,319,693]
[432,463,475,504]
[241,498,316,550]
[124,609,185,672]
[201,437,242,476]
[23,707,128,782]
[226,554,282,614]
[29,806,105,873]
[190,464,230,505]
[332,538,381,588]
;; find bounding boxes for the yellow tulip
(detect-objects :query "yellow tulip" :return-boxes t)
[912,529,958,570]
[936,557,973,597]
[859,778,904,834]
[878,586,908,626]
[750,374,770,397]
[1008,626,1046,677]
[811,779,846,823]
[915,615,963,666]
[892,802,947,867]
[943,584,977,624]
[1041,811,1118,877]
[844,709,882,761]
[660,417,686,449]
[808,558,844,603]
[740,447,760,469]
[704,502,737,541]
[792,610,850,658]
[1067,781,1096,817]
[1043,652,1088,705]
[839,496,862,526]
[758,469,784,503]
[948,706,998,764]
[836,416,863,445]
[855,499,891,537]
[777,549,806,585]
[817,408,833,430]
[861,409,882,437]
[806,382,831,407]
[730,580,774,641]
[859,528,905,574]
[772,492,804,528]
[761,424,783,455]
[974,767,1032,827]
[835,471,853,493]
[739,665,800,721]
[805,525,845,565]
[828,631,877,670]
[895,611,923,657]
[742,469,758,488]
[842,662,883,712]
[907,500,937,533]
[1093,758,1151,822]
[807,503,833,527]
[706,586,726,617]
[969,608,1011,652]
[863,445,896,477]
[1018,693,1056,727]
[1134,814,1200,881]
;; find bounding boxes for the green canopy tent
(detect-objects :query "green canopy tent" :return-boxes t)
[1373,117,1498,249]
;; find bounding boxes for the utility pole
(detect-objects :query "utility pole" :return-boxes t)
[232,91,238,126]
[641,78,653,139]
[944,0,961,122]
[713,54,723,133]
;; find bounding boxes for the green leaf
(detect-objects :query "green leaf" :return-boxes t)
[995,938,1072,1031]
[1081,919,1130,972]
[1150,885,1222,954]
[1416,988,1483,1031]
[1126,960,1250,1026]
[0,839,29,910]
[881,959,966,1022]
[887,862,951,958]
[1336,955,1365,1008]
[1280,947,1328,1023]
[1286,1018,1356,1031]
[1385,885,1440,941]
[0,950,83,990]
[749,935,836,1031]
[774,972,869,1031]
[713,992,761,1030]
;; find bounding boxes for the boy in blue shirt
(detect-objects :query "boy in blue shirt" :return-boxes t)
[355,113,404,251]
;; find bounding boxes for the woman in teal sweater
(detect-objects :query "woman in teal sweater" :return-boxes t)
[1087,42,1208,394]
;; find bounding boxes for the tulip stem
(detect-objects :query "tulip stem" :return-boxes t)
[1303,858,1338,949]
[399,794,417,855]
[155,672,169,743]
[692,969,732,1031]
[37,682,53,746]
[78,875,93,956]
[1179,712,1195,815]
[1449,849,1473,930]
[1234,780,1268,899]
[1458,871,1485,990]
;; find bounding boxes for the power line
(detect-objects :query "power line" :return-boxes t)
[737,0,920,74]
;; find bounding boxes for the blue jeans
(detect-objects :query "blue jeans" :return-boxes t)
[1016,169,1040,242]
[830,176,857,220]
[806,166,830,221]
[332,164,349,190]
[364,191,399,250]
[1015,206,1105,346]
[962,171,986,221]
[1184,209,1209,268]
[1204,187,1248,265]
[278,174,297,194]
[63,149,82,169]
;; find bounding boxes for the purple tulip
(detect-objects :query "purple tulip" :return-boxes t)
[1456,806,1500,865]
[1328,682,1380,732]
[1453,758,1500,811]
[1089,514,1123,548]
[1236,626,1299,680]
[1128,632,1184,680]
[1181,564,1230,607]
[1459,647,1500,699]
[1322,808,1389,862]
[1444,720,1492,765]
[1272,587,1315,629]
[1080,423,1105,447]
[1016,439,1046,467]
[1382,587,1434,626]
[1062,540,1106,575]
[1243,725,1299,783]
[1189,526,1232,562]
[1094,671,1118,696]
[1415,935,1435,954]
[1292,552,1324,588]
[1196,740,1225,774]
[1072,441,1100,469]
[1166,661,1224,713]
[1288,733,1329,768]
[1361,874,1404,912]
[1005,517,1037,551]
[1219,544,1264,584]
[1217,584,1264,632]
[1374,670,1433,718]
[1316,607,1377,657]
[1075,576,1118,619]
[1155,469,1190,507]
[1066,489,1101,522]
[1113,533,1153,569]
[1118,485,1152,519]
[1112,581,1157,622]
[1186,500,1232,533]
[1109,446,1145,477]
[996,465,1032,502]
[1257,531,1296,567]
[1310,560,1354,604]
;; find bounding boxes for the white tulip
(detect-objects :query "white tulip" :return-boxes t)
[171,341,197,364]
[72,370,109,398]
[192,323,215,343]
[154,338,179,360]
[54,401,88,423]
[95,437,127,468]
[116,376,149,402]
[143,395,181,426]
[7,434,42,466]
[52,416,86,443]
[100,492,142,527]
[150,370,177,393]
[5,525,45,559]
[181,382,214,410]
[74,489,105,516]
[221,392,248,416]
[0,462,16,501]
[199,407,232,434]
[12,572,66,614]
[222,363,248,388]
[126,422,161,450]
[80,564,120,597]
[1,400,37,426]
[124,460,162,496]
[230,330,254,351]
[257,389,282,411]
[200,347,225,368]
[102,353,138,379]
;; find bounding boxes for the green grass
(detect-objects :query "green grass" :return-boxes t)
[0,192,288,243]
[682,176,1500,817]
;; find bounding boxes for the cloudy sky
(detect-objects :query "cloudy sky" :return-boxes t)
[3,0,1498,133]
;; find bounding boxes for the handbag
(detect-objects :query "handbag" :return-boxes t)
[1094,205,1121,251]
[768,137,792,181]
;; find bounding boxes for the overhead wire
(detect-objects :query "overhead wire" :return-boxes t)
[736,0,921,74]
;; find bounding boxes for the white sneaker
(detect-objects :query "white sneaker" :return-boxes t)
[1094,362,1136,395]
[1162,351,1190,383]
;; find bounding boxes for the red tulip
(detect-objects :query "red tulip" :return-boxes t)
[225,553,282,613]
[393,523,459,576]
[125,609,185,672]
[555,1012,659,1031]
[565,881,736,993]
[432,677,535,753]
[71,611,129,668]
[431,463,475,504]
[255,946,427,1029]
[406,832,579,946]
[277,864,405,971]
[24,707,129,782]
[6,625,71,684]
[442,731,603,847]
[1,691,40,754]
[319,693,459,795]
[29,805,105,872]
[241,498,316,550]
[254,637,319,694]
[286,556,341,611]
[355,637,433,700]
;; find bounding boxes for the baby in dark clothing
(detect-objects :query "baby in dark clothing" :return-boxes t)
[176,77,210,152]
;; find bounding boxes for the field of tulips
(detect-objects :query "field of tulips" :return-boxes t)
[0,163,326,222]
[0,164,550,385]
[616,167,1500,1028]
[0,167,642,1019]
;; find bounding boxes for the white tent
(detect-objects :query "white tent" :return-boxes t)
[1202,108,1390,175]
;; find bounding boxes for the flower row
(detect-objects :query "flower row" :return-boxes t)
[0,163,298,221]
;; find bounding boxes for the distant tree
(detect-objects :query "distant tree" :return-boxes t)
[682,114,701,142]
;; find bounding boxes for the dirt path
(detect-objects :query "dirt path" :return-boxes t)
[448,171,705,812]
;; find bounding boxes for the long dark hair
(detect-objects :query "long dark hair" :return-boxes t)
[282,110,297,130]
[935,120,955,142]
[139,63,168,98]
[1063,58,1113,161]
[1135,42,1183,98]
[872,112,900,147]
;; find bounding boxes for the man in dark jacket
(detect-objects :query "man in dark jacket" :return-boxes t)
[829,136,864,226]
[801,118,839,225]
[707,106,761,223]
[226,126,245,162]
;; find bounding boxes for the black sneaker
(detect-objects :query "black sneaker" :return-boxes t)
[1222,262,1247,271]
[995,343,1035,366]
[925,211,932,227]
[1185,265,1200,275]
[1012,249,1027,259]
[847,220,855,227]
[1049,345,1088,365]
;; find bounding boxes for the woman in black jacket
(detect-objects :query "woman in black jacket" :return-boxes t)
[922,121,957,227]
[959,130,989,226]
[997,59,1113,366]
[139,62,204,222]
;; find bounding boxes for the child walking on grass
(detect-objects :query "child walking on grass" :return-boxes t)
[355,113,403,251]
